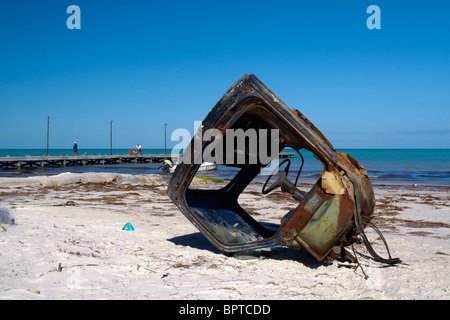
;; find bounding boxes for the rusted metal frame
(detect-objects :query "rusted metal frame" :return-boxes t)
[169,75,342,251]
[167,74,377,261]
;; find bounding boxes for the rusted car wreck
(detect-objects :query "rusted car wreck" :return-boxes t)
[167,74,400,264]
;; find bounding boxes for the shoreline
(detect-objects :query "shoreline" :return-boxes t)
[0,169,449,188]
[0,172,449,299]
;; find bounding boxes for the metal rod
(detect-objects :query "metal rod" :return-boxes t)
[164,123,167,155]
[110,120,114,155]
[47,116,50,156]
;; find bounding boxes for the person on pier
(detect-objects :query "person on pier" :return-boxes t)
[136,144,142,155]
[72,142,78,156]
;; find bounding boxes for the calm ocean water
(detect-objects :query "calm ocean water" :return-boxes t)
[0,148,449,185]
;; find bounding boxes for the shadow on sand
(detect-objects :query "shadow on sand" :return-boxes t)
[168,231,325,269]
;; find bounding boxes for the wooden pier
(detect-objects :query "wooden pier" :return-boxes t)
[0,154,172,169]
[0,152,295,170]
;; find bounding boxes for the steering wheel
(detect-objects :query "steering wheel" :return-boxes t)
[262,159,291,195]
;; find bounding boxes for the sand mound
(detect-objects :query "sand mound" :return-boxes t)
[0,172,171,188]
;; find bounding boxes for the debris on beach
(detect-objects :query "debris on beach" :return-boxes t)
[122,222,135,231]
[0,206,15,225]
[167,74,401,265]
[54,200,78,207]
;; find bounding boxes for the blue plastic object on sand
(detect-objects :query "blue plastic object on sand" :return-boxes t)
[122,222,135,231]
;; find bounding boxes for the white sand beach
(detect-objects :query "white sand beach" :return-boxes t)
[0,172,449,300]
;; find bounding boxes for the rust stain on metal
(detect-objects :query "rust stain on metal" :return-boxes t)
[167,74,401,265]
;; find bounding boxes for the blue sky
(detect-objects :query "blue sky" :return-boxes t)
[0,0,449,149]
